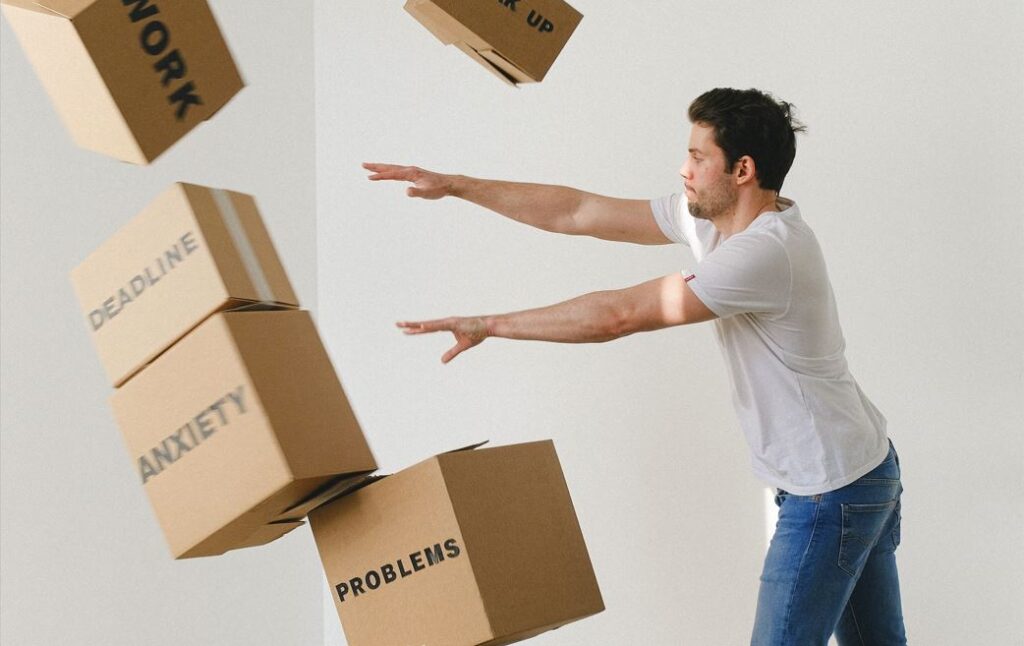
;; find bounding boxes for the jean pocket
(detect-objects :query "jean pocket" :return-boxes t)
[891,499,902,549]
[838,500,898,576]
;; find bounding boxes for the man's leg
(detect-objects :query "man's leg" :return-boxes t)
[752,450,903,645]
[751,491,847,646]
[834,500,907,645]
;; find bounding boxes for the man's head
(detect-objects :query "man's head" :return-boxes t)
[681,88,805,220]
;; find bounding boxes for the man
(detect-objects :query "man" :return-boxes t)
[365,87,907,645]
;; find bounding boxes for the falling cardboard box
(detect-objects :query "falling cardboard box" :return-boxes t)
[0,0,243,163]
[405,0,582,86]
[109,308,378,558]
[70,182,298,387]
[310,440,604,646]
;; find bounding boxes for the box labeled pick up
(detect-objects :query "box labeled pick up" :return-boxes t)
[0,0,243,163]
[405,0,582,86]
[310,440,604,646]
[70,182,298,387]
[109,309,377,558]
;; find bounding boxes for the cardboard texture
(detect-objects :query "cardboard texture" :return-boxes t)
[70,182,299,387]
[109,309,377,559]
[1,0,243,163]
[405,0,582,85]
[310,440,604,646]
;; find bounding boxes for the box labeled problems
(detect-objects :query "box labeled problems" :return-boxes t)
[310,440,603,646]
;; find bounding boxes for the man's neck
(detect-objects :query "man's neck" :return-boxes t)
[713,189,780,238]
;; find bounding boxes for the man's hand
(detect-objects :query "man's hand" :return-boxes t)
[364,163,455,200]
[397,316,489,364]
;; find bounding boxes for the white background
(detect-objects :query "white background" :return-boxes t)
[3,1,1022,645]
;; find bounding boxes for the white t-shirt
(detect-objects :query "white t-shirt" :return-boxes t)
[651,193,889,495]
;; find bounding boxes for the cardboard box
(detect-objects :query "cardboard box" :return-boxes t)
[310,440,604,646]
[70,182,298,387]
[109,309,377,558]
[405,0,582,86]
[1,0,243,163]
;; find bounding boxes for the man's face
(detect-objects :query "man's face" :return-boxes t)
[679,123,737,221]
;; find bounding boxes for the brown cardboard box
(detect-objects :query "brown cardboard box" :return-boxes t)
[0,0,243,163]
[109,309,377,558]
[70,182,298,387]
[310,440,604,646]
[405,0,582,86]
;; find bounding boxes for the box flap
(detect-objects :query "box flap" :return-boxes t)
[223,300,297,314]
[477,48,533,84]
[278,471,380,520]
[233,520,304,550]
[453,42,521,87]
[296,442,488,513]
[0,0,93,18]
[441,440,489,454]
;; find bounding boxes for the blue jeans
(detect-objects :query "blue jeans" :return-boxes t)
[751,442,907,645]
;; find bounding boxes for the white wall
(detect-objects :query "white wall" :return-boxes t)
[0,2,322,645]
[315,1,1023,645]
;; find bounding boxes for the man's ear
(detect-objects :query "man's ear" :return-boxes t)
[734,155,758,186]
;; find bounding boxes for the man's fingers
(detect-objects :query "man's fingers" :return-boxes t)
[441,341,467,364]
[396,319,476,363]
[396,320,447,334]
[364,163,418,182]
[367,170,415,182]
[362,162,404,172]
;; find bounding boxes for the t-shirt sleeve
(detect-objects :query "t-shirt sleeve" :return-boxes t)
[649,193,690,247]
[687,233,792,318]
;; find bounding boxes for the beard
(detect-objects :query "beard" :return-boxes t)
[686,177,737,220]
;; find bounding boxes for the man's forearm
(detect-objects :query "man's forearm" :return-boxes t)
[480,274,714,344]
[450,175,585,235]
[483,290,628,343]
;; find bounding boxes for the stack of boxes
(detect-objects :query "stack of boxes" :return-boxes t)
[67,183,605,643]
[69,183,379,558]
[6,0,599,643]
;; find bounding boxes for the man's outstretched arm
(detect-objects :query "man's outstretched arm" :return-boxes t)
[397,273,717,363]
[364,162,671,245]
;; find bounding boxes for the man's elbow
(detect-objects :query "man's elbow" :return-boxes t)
[605,309,630,339]
[607,300,658,339]
[616,298,696,335]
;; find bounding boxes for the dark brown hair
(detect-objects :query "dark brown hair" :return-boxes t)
[688,88,806,192]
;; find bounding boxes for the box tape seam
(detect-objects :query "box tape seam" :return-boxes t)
[210,188,276,304]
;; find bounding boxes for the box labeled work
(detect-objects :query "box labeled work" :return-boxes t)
[109,309,377,558]
[71,182,298,387]
[405,0,582,85]
[1,0,243,163]
[310,440,603,646]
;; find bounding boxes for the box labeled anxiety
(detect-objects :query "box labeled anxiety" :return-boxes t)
[110,309,378,558]
[310,440,604,646]
[0,0,243,163]
[405,0,582,85]
[70,182,298,387]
